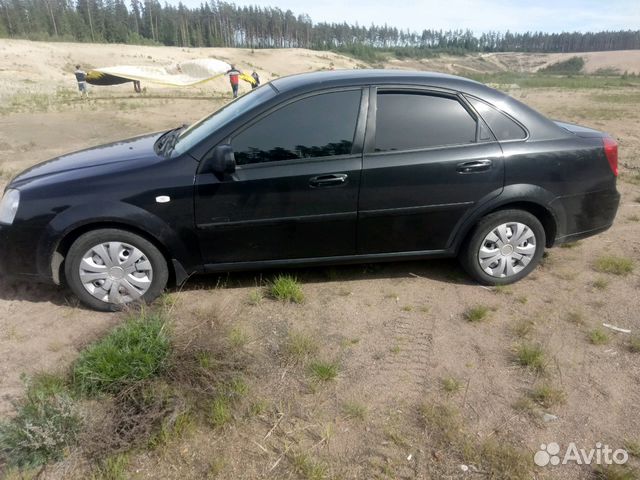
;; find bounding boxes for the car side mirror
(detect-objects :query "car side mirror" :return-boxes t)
[207,144,236,175]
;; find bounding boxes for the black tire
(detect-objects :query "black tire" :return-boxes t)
[64,228,168,311]
[459,209,546,286]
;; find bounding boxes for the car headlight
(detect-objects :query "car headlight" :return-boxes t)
[0,189,20,225]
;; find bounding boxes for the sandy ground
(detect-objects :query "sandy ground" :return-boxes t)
[0,41,640,479]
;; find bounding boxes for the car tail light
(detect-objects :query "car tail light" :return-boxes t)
[603,137,618,176]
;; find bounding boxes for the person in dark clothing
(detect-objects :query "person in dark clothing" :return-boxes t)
[133,80,141,93]
[251,70,260,89]
[226,65,241,98]
[74,65,88,97]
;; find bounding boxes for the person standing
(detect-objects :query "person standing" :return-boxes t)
[251,70,260,89]
[74,65,88,97]
[226,65,241,98]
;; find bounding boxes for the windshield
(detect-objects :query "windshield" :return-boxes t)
[170,85,277,158]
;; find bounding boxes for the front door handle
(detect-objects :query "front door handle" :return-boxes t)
[456,159,492,173]
[309,173,348,188]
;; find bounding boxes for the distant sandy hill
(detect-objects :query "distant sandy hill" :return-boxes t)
[1,39,639,101]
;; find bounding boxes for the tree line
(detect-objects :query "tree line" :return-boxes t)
[1,0,639,55]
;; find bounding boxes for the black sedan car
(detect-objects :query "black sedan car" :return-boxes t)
[0,70,620,310]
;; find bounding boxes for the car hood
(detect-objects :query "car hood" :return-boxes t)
[10,132,163,186]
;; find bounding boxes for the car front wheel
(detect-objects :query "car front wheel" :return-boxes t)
[64,228,168,311]
[460,209,546,286]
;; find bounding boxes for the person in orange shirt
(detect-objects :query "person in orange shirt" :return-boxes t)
[226,65,241,98]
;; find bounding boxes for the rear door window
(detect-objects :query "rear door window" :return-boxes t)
[374,92,477,152]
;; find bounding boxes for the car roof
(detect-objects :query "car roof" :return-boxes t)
[270,69,487,95]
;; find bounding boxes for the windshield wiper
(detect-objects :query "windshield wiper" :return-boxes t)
[154,125,186,156]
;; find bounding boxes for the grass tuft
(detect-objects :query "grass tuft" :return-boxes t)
[284,331,318,361]
[515,343,546,372]
[463,305,490,322]
[247,288,263,305]
[290,452,328,480]
[228,326,249,348]
[342,401,367,420]
[592,278,609,290]
[624,439,640,458]
[566,311,586,325]
[308,360,339,382]
[593,255,634,276]
[511,319,535,338]
[589,328,610,345]
[593,465,638,480]
[441,376,462,393]
[419,402,462,445]
[629,336,640,353]
[72,311,171,395]
[92,453,130,480]
[528,383,566,408]
[0,374,82,467]
[208,395,233,428]
[267,274,304,303]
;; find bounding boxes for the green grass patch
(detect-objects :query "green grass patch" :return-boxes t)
[228,326,249,348]
[624,439,640,458]
[419,400,532,477]
[148,409,196,448]
[72,311,171,395]
[92,453,130,480]
[589,328,610,345]
[463,305,490,322]
[467,71,640,89]
[289,452,329,480]
[566,311,586,325]
[342,401,367,420]
[208,395,233,428]
[283,331,318,361]
[308,360,339,382]
[539,56,584,74]
[629,336,640,353]
[592,278,609,291]
[0,374,82,467]
[515,343,547,372]
[528,383,566,408]
[593,465,638,480]
[247,288,263,305]
[511,319,535,338]
[441,376,462,393]
[593,255,634,276]
[267,274,304,303]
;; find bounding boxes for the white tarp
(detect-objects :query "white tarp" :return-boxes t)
[92,58,232,86]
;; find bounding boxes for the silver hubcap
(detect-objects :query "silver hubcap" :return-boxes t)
[478,222,537,278]
[79,242,153,304]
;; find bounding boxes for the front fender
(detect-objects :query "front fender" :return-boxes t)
[447,184,564,252]
[36,200,201,282]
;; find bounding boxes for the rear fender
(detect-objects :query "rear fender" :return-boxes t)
[448,184,564,252]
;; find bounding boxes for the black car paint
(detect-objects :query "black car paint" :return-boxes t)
[0,70,620,285]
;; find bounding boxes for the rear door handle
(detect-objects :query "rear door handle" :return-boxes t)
[456,159,492,173]
[309,173,348,188]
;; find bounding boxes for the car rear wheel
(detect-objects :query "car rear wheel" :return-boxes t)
[459,209,545,285]
[64,229,168,311]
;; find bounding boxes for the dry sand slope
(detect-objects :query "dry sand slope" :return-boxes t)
[0,40,639,479]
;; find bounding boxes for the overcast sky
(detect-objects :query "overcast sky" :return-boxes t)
[171,0,640,34]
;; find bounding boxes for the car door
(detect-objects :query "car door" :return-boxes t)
[358,87,504,254]
[194,88,367,265]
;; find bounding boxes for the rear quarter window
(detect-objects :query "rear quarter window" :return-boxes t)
[466,96,527,141]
